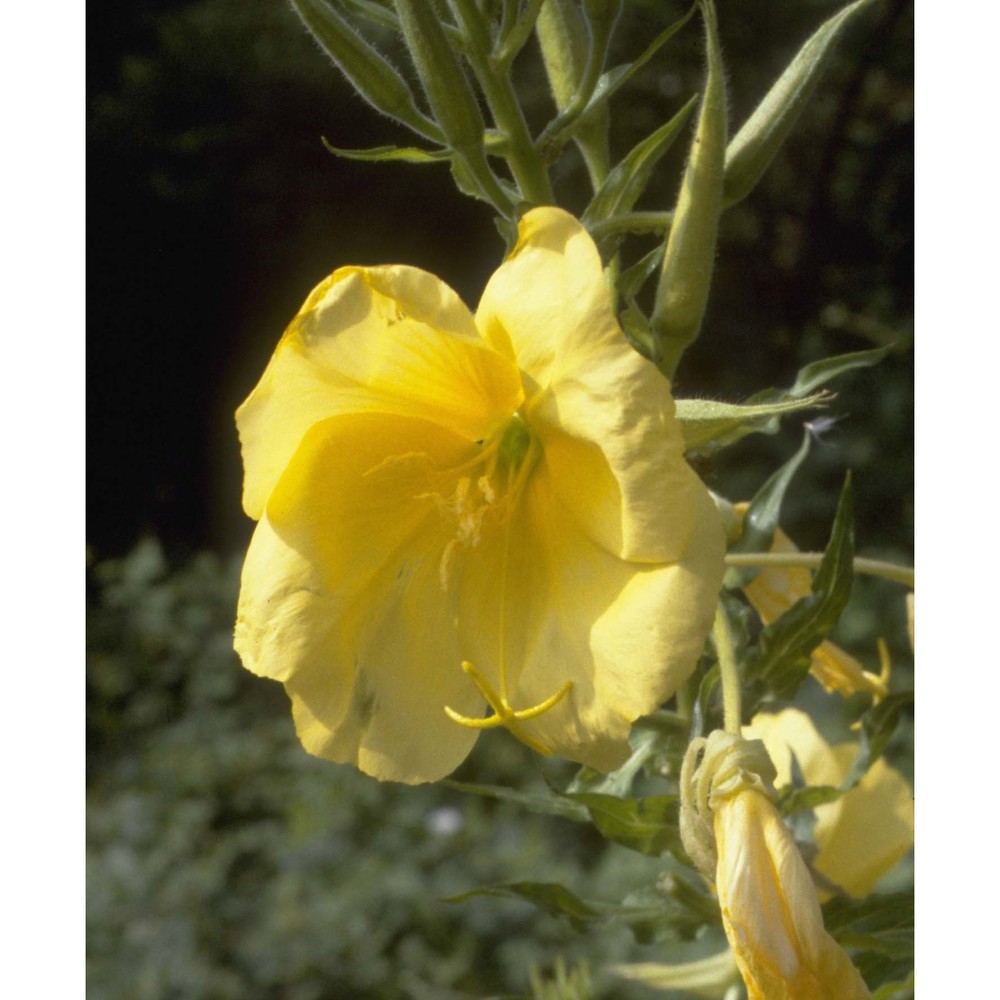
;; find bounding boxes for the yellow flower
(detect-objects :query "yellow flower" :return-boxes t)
[745,708,913,899]
[735,505,889,701]
[681,732,872,1000]
[234,207,725,783]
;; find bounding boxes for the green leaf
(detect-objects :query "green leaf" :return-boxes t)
[562,792,681,858]
[567,711,687,797]
[443,780,590,822]
[617,244,664,302]
[723,0,877,205]
[676,393,829,453]
[791,343,892,397]
[446,882,601,932]
[745,475,855,699]
[321,139,451,163]
[583,96,697,229]
[678,344,887,455]
[723,426,811,588]
[823,893,914,990]
[841,691,913,790]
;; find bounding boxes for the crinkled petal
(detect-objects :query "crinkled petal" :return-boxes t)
[454,452,725,770]
[476,207,698,563]
[238,264,523,518]
[746,709,914,898]
[813,745,914,899]
[715,790,872,999]
[239,411,488,783]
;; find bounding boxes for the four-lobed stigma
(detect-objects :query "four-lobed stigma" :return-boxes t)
[444,660,573,756]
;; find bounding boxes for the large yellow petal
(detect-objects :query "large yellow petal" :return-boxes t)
[453,447,725,770]
[238,264,523,518]
[746,708,914,898]
[476,207,699,564]
[240,411,490,783]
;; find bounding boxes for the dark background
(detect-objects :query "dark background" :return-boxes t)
[87,0,913,564]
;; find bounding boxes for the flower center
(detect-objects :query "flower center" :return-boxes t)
[441,413,572,754]
[433,412,539,587]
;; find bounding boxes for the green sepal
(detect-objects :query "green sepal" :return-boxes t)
[723,426,811,588]
[724,0,877,206]
[651,0,727,377]
[676,394,829,454]
[321,139,451,163]
[679,343,890,455]
[745,474,855,700]
[583,95,698,233]
[841,691,913,791]
[290,0,443,142]
[560,792,682,858]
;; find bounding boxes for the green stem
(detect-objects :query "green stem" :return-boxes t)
[451,0,554,204]
[712,602,742,736]
[724,552,914,588]
[587,210,674,240]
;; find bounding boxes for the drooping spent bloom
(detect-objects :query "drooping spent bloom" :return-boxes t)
[745,708,913,899]
[234,207,725,783]
[735,504,889,701]
[680,731,871,1000]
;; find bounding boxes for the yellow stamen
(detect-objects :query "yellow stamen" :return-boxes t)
[444,660,573,756]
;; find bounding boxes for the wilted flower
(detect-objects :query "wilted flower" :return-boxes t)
[680,731,871,1000]
[745,707,913,898]
[234,207,724,783]
[736,506,889,701]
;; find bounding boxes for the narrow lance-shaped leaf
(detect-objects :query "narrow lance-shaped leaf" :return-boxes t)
[678,343,889,455]
[321,140,451,163]
[652,0,727,378]
[723,425,812,588]
[583,95,698,229]
[561,791,683,858]
[841,691,913,791]
[443,779,591,822]
[290,0,443,143]
[446,882,601,932]
[676,394,830,453]
[745,474,855,699]
[724,0,877,206]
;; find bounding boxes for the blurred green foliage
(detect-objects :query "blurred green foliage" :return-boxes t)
[87,541,739,998]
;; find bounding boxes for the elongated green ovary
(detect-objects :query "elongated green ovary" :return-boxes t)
[443,415,573,754]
